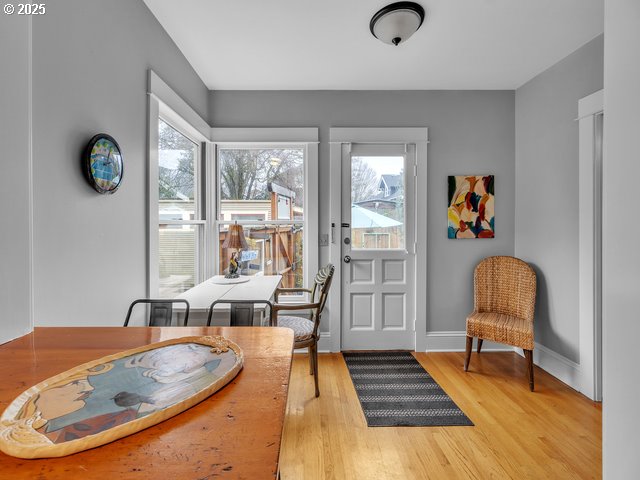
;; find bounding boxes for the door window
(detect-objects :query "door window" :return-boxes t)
[350,156,405,249]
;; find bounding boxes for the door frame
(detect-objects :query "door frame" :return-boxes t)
[328,127,429,352]
[578,89,603,401]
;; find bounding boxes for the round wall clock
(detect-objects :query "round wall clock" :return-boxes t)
[83,134,124,194]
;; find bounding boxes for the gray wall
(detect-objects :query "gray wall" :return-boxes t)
[210,91,515,334]
[602,1,640,476]
[31,0,209,326]
[515,35,604,363]
[0,16,33,343]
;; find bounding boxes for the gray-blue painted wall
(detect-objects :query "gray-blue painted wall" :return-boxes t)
[515,34,604,362]
[30,0,209,326]
[210,90,516,334]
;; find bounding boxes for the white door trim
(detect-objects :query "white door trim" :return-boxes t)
[578,89,603,401]
[329,127,428,352]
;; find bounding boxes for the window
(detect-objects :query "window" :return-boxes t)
[351,155,405,250]
[148,71,212,299]
[216,147,306,293]
[209,129,318,300]
[156,118,204,298]
[149,105,318,300]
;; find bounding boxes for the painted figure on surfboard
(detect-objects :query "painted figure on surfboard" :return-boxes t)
[14,343,237,444]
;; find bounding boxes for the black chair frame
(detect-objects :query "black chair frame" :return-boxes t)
[207,299,273,327]
[124,299,190,327]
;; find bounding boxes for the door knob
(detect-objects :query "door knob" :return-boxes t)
[343,255,351,263]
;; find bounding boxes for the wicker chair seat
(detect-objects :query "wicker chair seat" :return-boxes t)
[277,316,314,342]
[466,311,534,350]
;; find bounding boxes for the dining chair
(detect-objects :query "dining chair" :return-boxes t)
[271,264,335,397]
[207,299,273,327]
[123,299,190,327]
[464,256,537,390]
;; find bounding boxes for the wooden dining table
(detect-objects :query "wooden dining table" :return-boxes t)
[0,326,294,479]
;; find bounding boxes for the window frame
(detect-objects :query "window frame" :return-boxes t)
[348,147,409,252]
[147,71,211,298]
[209,129,319,300]
[147,81,319,300]
[155,112,206,297]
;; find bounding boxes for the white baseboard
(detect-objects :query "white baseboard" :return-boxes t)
[317,332,332,352]
[425,332,582,391]
[515,342,582,391]
[311,331,512,353]
[293,332,332,353]
[298,330,582,392]
[423,331,513,352]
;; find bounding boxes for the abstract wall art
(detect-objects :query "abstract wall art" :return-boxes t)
[448,175,495,239]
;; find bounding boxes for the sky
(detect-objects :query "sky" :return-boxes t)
[354,156,404,177]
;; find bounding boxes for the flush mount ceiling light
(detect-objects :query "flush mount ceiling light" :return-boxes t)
[370,1,426,46]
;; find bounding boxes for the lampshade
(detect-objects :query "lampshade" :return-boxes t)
[370,2,425,46]
[222,223,248,250]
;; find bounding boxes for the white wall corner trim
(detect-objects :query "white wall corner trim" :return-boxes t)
[0,15,34,342]
[27,15,34,334]
[515,343,582,392]
[578,88,604,401]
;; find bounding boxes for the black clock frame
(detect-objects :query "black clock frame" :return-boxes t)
[83,133,124,194]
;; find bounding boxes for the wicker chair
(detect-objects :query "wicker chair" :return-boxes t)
[271,264,335,397]
[464,256,537,391]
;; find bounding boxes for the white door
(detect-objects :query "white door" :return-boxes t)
[341,144,416,350]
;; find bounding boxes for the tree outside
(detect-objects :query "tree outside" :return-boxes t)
[351,157,379,203]
[219,148,304,206]
[158,119,197,204]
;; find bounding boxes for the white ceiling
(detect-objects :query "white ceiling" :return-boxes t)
[143,0,603,90]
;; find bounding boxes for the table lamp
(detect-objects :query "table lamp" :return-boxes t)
[222,222,248,279]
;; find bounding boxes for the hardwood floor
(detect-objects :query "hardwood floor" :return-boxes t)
[280,351,601,480]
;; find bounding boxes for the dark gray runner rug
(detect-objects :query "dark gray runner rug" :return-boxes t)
[342,351,473,427]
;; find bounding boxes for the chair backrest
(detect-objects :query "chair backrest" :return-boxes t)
[207,299,273,327]
[474,256,536,322]
[124,299,190,327]
[310,264,335,327]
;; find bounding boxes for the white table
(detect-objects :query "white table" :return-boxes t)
[176,275,282,326]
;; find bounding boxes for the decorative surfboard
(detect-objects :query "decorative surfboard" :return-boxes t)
[0,335,243,459]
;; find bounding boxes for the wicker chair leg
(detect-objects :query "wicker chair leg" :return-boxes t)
[464,336,473,371]
[524,349,534,391]
[312,343,319,397]
[308,345,314,375]
[477,338,484,354]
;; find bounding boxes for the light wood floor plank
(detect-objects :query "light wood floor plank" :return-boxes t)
[280,351,601,480]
